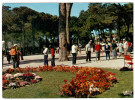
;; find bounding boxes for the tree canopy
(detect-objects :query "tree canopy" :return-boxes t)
[2,3,133,55]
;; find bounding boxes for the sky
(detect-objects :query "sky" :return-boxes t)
[3,3,90,17]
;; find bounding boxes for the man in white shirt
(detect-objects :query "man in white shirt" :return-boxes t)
[43,46,49,66]
[86,41,92,62]
[72,43,77,64]
[123,39,127,55]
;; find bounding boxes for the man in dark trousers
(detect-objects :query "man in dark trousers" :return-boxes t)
[72,43,77,64]
[43,46,49,66]
[50,47,55,67]
[86,41,92,62]
[104,42,110,60]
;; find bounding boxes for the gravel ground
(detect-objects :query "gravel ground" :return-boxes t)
[2,51,133,70]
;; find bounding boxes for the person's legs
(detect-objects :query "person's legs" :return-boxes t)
[16,60,20,68]
[106,52,107,60]
[89,51,91,61]
[96,51,98,60]
[72,53,74,64]
[112,49,114,59]
[12,56,16,68]
[124,48,127,55]
[51,55,55,67]
[86,52,88,61]
[74,53,76,64]
[98,51,100,60]
[46,55,48,66]
[44,55,46,65]
[108,52,110,60]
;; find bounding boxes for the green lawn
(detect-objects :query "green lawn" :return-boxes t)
[3,69,133,98]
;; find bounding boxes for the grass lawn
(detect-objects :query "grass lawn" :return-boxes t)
[2,68,133,98]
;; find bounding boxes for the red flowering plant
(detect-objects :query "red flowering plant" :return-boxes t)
[23,73,34,82]
[60,67,117,97]
[30,80,37,84]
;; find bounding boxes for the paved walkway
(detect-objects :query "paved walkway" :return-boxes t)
[2,51,133,70]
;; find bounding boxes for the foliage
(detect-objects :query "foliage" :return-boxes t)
[2,69,133,98]
[60,67,117,97]
[4,65,118,97]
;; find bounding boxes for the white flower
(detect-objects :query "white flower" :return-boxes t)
[5,74,14,80]
[34,75,42,80]
[14,73,23,78]
[32,73,36,76]
[9,83,16,87]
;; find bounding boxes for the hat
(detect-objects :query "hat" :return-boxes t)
[14,44,17,46]
[123,39,125,40]
[90,40,92,41]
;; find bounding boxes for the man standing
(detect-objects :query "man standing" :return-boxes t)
[111,40,117,59]
[86,41,92,62]
[104,42,110,60]
[95,42,102,60]
[50,47,55,67]
[123,39,128,55]
[43,46,49,66]
[10,45,17,68]
[16,48,23,68]
[72,43,77,64]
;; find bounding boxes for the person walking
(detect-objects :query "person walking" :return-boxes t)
[104,42,110,60]
[86,41,92,62]
[16,48,23,68]
[118,41,123,57]
[123,39,128,55]
[43,46,49,66]
[10,46,17,68]
[95,42,102,60]
[6,49,11,64]
[50,47,55,67]
[72,43,77,64]
[127,40,132,55]
[78,43,82,54]
[111,40,117,59]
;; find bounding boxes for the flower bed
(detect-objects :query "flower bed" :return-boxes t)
[60,67,117,97]
[3,65,117,97]
[2,72,42,90]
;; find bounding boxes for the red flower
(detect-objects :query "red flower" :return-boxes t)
[63,79,67,83]
[30,80,37,83]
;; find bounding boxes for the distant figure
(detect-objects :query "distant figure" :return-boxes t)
[2,41,5,65]
[6,49,11,64]
[123,39,128,55]
[43,46,49,66]
[93,42,95,52]
[56,47,59,54]
[50,47,55,67]
[111,40,117,59]
[10,46,17,68]
[95,42,102,60]
[127,40,132,55]
[78,43,82,54]
[104,42,110,60]
[16,48,23,68]
[72,43,77,64]
[86,41,92,62]
[118,41,123,57]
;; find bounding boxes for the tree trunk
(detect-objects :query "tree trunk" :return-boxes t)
[59,3,68,61]
[66,3,73,45]
[22,23,25,56]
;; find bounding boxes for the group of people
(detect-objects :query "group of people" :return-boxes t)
[43,46,55,67]
[5,44,23,68]
[71,39,133,64]
[3,38,132,68]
